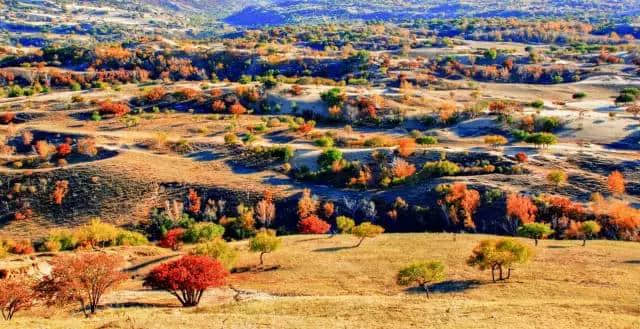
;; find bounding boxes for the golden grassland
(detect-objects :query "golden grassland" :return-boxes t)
[2,233,639,329]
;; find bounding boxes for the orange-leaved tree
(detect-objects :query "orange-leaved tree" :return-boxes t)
[298,215,331,234]
[0,276,36,320]
[506,194,537,234]
[36,253,127,317]
[606,171,625,196]
[437,183,480,232]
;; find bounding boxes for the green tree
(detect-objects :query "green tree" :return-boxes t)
[546,170,568,188]
[525,132,557,148]
[578,221,601,246]
[484,48,498,61]
[350,222,384,247]
[336,216,355,233]
[320,88,345,107]
[396,260,445,298]
[192,238,238,269]
[517,223,554,246]
[467,239,533,282]
[317,147,343,168]
[249,230,282,265]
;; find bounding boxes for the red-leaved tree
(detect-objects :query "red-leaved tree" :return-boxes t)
[506,194,537,234]
[143,255,228,307]
[36,253,127,317]
[298,215,331,234]
[0,276,35,320]
[158,228,184,251]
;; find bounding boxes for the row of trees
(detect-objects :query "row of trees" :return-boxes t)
[397,238,533,297]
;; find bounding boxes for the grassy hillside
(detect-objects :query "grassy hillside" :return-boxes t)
[3,234,639,328]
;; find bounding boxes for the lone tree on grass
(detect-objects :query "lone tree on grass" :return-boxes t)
[0,276,35,320]
[467,239,532,282]
[350,222,384,247]
[144,255,228,307]
[517,223,554,246]
[578,220,601,246]
[249,229,282,266]
[36,253,127,317]
[396,261,446,298]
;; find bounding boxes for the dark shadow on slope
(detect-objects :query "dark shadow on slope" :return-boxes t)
[313,245,358,252]
[405,279,482,295]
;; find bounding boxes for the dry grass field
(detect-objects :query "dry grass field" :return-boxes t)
[2,233,638,329]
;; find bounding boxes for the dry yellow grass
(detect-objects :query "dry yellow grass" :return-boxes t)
[2,233,639,328]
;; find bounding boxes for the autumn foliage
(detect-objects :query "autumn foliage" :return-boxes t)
[52,180,69,205]
[145,86,167,102]
[187,189,201,214]
[440,183,480,230]
[0,276,35,320]
[515,152,528,163]
[255,190,276,227]
[99,101,130,117]
[211,99,226,112]
[396,138,416,157]
[0,112,15,124]
[607,171,625,196]
[36,253,126,317]
[144,255,228,307]
[391,158,416,179]
[159,228,185,250]
[297,189,318,220]
[229,102,247,115]
[506,194,537,227]
[298,215,331,234]
[56,143,72,157]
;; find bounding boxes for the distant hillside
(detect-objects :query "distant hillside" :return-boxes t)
[223,0,640,26]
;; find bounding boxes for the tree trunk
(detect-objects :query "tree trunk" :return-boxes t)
[506,268,512,280]
[355,237,365,247]
[582,237,586,247]
[422,283,430,299]
[498,265,503,281]
[260,252,265,265]
[491,264,496,282]
[534,238,538,246]
[80,299,89,318]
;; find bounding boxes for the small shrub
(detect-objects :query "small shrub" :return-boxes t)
[515,152,528,163]
[546,170,568,187]
[416,136,438,145]
[314,136,334,148]
[530,100,544,108]
[317,148,343,168]
[572,92,586,99]
[421,160,460,177]
[115,230,149,246]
